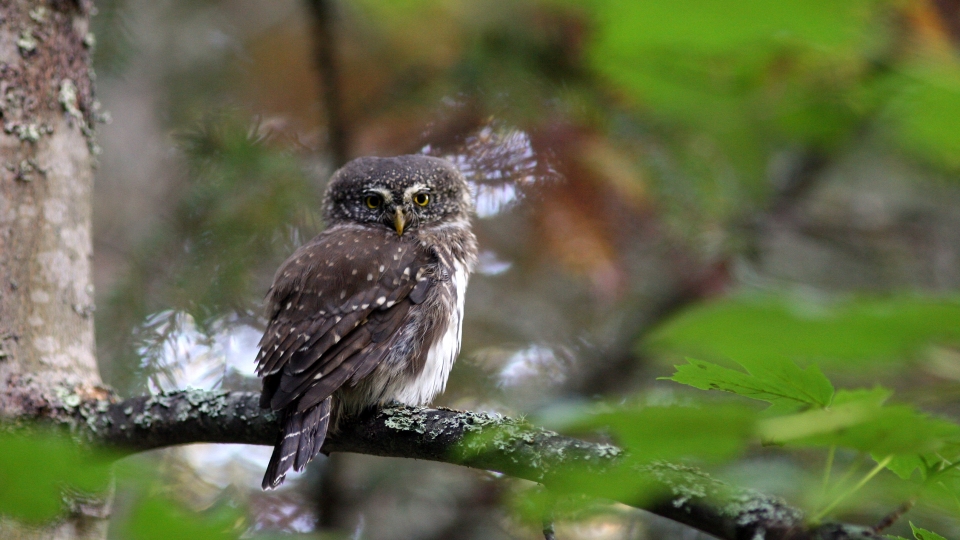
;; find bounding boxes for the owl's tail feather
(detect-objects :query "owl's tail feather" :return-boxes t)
[262,396,332,490]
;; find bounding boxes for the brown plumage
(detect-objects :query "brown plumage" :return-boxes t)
[257,155,477,489]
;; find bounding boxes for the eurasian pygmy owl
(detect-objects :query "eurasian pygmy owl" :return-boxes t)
[256,155,478,489]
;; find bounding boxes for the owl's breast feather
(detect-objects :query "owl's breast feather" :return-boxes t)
[391,260,469,406]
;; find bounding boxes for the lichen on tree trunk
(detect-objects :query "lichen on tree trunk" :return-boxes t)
[0,0,107,538]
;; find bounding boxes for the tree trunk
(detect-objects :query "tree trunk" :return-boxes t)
[0,0,106,537]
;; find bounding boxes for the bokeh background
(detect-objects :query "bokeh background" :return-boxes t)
[87,0,960,538]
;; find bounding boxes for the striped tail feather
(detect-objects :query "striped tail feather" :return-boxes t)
[262,396,333,490]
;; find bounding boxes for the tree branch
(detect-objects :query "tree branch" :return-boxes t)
[66,390,877,540]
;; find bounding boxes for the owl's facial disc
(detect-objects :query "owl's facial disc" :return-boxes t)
[324,155,471,232]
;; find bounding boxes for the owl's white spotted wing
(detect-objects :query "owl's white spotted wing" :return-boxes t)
[256,225,435,414]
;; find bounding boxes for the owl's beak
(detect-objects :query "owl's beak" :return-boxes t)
[393,207,406,236]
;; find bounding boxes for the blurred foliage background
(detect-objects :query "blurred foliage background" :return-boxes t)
[25,0,960,537]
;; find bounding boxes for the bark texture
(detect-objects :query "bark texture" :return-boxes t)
[0,1,106,537]
[58,390,879,540]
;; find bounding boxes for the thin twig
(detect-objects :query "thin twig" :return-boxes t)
[872,499,915,533]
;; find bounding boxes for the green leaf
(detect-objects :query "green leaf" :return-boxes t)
[665,356,833,412]
[759,400,876,442]
[909,522,948,540]
[582,0,877,54]
[760,400,960,456]
[758,384,960,465]
[120,495,242,540]
[831,387,892,407]
[566,403,757,464]
[918,465,960,513]
[884,454,924,481]
[650,293,960,367]
[886,65,960,171]
[0,431,113,524]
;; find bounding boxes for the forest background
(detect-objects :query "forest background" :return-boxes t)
[4,0,960,539]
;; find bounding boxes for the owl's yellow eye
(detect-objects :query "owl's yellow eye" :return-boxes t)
[413,193,430,206]
[364,194,382,209]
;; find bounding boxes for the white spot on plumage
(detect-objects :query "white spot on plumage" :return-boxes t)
[367,273,373,281]
[376,296,386,305]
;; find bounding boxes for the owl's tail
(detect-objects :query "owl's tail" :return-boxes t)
[262,396,333,490]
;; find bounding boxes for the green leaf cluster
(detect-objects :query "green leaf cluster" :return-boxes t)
[666,355,960,525]
[501,348,960,529]
[645,291,960,532]
[0,431,245,538]
[667,357,960,459]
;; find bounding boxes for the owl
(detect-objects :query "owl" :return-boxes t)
[256,155,478,489]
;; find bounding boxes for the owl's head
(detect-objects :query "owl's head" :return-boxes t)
[323,155,473,234]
